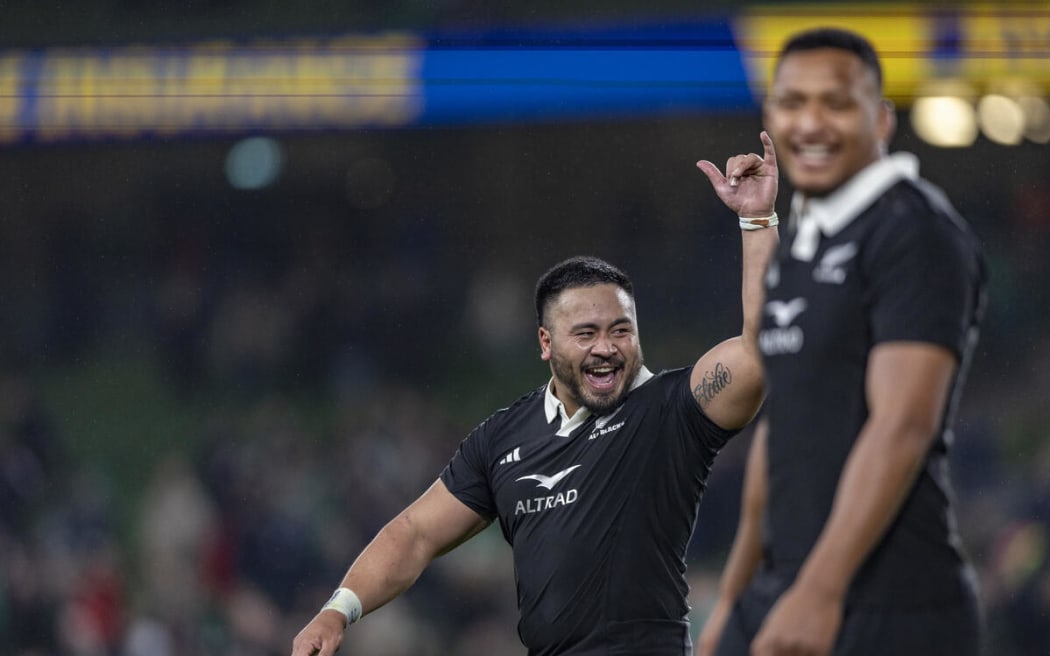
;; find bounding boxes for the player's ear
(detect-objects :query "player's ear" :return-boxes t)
[878,98,897,149]
[538,326,553,361]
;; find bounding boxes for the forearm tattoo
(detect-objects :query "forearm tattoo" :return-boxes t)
[693,362,732,408]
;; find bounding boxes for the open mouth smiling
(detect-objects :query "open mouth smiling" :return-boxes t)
[584,364,620,392]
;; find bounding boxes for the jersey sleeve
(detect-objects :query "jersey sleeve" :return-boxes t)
[863,196,982,360]
[668,367,738,455]
[439,420,497,520]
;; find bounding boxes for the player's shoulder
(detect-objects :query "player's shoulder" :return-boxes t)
[630,366,693,406]
[649,366,692,388]
[471,384,547,435]
[860,178,982,268]
[879,177,978,243]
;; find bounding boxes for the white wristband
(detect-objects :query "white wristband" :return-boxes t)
[739,212,779,230]
[322,587,363,626]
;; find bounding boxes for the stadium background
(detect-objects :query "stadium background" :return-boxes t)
[0,1,1048,654]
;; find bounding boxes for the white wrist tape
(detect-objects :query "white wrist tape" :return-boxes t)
[739,212,779,230]
[322,587,363,626]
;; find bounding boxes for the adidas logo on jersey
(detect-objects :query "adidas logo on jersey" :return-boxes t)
[499,447,521,465]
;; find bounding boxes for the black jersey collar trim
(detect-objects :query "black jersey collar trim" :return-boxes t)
[544,366,654,436]
[789,152,919,261]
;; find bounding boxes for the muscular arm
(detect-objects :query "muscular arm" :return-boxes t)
[341,479,490,612]
[719,418,768,600]
[696,418,769,656]
[693,132,780,429]
[751,342,957,655]
[291,479,490,656]
[794,342,954,594]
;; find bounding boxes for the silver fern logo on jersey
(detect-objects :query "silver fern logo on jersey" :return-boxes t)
[588,405,625,440]
[813,242,857,284]
[766,259,780,289]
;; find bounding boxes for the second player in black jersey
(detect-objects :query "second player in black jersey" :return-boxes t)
[699,28,987,656]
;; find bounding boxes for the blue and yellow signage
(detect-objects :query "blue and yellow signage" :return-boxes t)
[0,5,1047,143]
[733,3,1050,102]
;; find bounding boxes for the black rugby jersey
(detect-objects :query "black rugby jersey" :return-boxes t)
[758,154,987,608]
[441,366,735,655]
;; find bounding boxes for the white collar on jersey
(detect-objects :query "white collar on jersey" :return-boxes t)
[789,152,919,261]
[544,366,654,437]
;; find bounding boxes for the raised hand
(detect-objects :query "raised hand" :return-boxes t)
[697,131,779,219]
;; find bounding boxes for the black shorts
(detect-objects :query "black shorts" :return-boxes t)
[713,573,985,656]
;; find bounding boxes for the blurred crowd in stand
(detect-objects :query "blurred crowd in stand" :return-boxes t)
[0,121,1048,655]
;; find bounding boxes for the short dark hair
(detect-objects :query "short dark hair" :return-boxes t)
[534,256,634,327]
[776,27,883,92]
